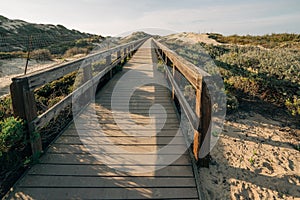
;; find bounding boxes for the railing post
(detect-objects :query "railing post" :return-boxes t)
[164,54,168,65]
[194,76,212,168]
[198,81,212,167]
[106,54,112,78]
[123,48,127,63]
[83,63,93,103]
[117,51,121,59]
[127,47,131,57]
[172,65,176,100]
[83,63,92,82]
[129,46,133,57]
[10,78,42,158]
[193,76,202,162]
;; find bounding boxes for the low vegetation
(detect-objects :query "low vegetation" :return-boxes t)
[208,33,300,49]
[64,47,89,58]
[161,33,300,117]
[0,96,13,121]
[0,117,25,156]
[31,49,52,61]
[35,72,76,114]
[0,15,103,52]
[0,15,104,61]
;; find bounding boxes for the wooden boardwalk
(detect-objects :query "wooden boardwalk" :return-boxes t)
[7,39,199,199]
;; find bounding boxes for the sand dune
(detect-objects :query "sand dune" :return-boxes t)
[199,111,300,199]
[165,32,221,45]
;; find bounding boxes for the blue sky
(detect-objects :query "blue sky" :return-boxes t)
[1,0,299,36]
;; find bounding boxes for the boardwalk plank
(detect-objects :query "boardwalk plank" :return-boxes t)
[28,164,195,177]
[39,153,191,165]
[18,176,196,187]
[10,188,198,199]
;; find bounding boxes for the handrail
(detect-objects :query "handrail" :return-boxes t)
[10,37,148,156]
[152,39,212,167]
[12,38,148,90]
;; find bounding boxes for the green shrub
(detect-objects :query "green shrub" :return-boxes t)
[0,51,24,59]
[35,72,76,114]
[162,38,300,116]
[0,96,13,121]
[208,33,300,49]
[64,47,88,58]
[0,117,25,155]
[31,49,52,61]
[285,96,300,116]
[75,39,89,47]
[226,92,239,112]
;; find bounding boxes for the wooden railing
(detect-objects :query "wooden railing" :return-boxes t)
[152,39,212,167]
[10,38,148,157]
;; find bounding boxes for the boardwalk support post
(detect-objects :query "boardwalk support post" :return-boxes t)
[193,76,202,162]
[123,48,127,63]
[10,78,42,158]
[106,54,112,78]
[117,51,121,59]
[172,65,176,100]
[193,78,211,168]
[199,81,211,167]
[83,63,93,103]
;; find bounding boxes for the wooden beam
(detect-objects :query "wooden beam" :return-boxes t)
[193,75,202,161]
[10,77,42,157]
[198,81,212,168]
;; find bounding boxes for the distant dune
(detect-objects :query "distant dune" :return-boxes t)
[163,32,221,45]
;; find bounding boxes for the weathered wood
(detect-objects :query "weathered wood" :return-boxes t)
[153,39,211,170]
[10,78,29,120]
[55,135,185,145]
[105,55,112,66]
[63,128,183,137]
[10,78,42,156]
[153,40,209,88]
[172,65,176,100]
[10,187,198,199]
[28,164,195,177]
[26,59,83,90]
[83,64,92,82]
[19,176,197,188]
[38,153,191,165]
[12,38,147,135]
[48,144,188,154]
[25,38,147,131]
[7,38,199,200]
[31,52,136,130]
[164,63,199,129]
[123,47,128,63]
[198,81,212,167]
[106,54,112,78]
[193,76,202,161]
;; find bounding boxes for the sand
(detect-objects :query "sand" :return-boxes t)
[0,59,60,96]
[166,32,221,45]
[199,110,300,200]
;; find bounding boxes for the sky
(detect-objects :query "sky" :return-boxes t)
[1,0,299,36]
